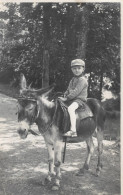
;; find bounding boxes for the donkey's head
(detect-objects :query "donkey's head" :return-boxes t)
[17,74,54,139]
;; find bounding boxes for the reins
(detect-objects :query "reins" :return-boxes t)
[39,99,58,135]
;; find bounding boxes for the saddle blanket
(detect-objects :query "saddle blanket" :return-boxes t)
[58,99,93,133]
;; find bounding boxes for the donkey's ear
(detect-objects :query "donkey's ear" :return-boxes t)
[43,86,54,97]
[28,82,33,89]
[20,73,27,90]
[36,84,55,97]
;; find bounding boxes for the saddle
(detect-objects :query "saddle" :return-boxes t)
[57,99,93,134]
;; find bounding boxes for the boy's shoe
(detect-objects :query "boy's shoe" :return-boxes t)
[63,130,77,137]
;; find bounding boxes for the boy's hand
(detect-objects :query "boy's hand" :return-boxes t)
[58,97,67,102]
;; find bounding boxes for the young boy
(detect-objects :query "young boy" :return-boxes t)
[59,59,88,137]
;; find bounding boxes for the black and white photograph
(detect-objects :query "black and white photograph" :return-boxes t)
[0,1,121,195]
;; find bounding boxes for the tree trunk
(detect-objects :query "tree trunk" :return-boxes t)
[42,4,51,87]
[88,70,92,97]
[64,5,77,82]
[42,50,50,87]
[99,64,104,101]
[76,5,89,59]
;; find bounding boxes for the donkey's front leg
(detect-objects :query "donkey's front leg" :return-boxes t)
[52,140,63,190]
[45,143,55,184]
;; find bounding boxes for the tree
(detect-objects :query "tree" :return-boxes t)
[0,2,120,100]
[86,3,120,99]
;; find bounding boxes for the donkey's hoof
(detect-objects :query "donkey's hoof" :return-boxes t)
[76,168,84,176]
[52,185,60,191]
[95,170,100,177]
[76,172,84,176]
[84,164,89,170]
[96,167,102,177]
[41,178,51,186]
[41,180,47,186]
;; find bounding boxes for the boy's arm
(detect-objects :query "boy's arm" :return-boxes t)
[66,78,88,100]
[64,80,72,97]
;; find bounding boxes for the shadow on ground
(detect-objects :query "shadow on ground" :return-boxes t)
[0,93,120,195]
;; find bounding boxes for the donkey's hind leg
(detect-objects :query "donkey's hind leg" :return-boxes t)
[95,127,103,176]
[76,136,94,176]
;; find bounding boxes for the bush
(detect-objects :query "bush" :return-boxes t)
[102,97,120,111]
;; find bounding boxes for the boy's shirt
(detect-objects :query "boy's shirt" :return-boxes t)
[64,76,88,102]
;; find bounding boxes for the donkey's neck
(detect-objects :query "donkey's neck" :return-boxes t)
[36,96,55,129]
[40,96,55,109]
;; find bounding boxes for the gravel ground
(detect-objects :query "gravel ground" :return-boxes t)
[0,93,121,195]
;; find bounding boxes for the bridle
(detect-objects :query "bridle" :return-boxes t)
[17,96,58,136]
[17,96,40,124]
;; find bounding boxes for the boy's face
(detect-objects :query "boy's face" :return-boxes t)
[71,65,84,76]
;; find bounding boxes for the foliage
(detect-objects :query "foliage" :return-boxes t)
[86,3,120,98]
[102,97,120,111]
[0,2,120,99]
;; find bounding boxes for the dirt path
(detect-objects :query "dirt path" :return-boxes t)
[0,93,120,195]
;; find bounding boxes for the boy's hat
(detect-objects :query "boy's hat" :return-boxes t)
[71,59,85,67]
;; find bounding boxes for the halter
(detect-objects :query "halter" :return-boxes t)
[18,96,37,102]
[17,96,40,124]
[17,96,58,135]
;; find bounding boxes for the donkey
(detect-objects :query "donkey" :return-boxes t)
[17,74,105,190]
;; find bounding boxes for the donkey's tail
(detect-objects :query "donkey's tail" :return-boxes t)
[105,110,120,119]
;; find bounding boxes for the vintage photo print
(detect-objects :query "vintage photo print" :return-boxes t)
[0,1,121,194]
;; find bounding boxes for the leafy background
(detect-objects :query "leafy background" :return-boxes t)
[0,3,120,107]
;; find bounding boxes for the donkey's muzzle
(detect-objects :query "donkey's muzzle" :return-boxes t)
[17,128,26,134]
[17,121,29,139]
[17,128,28,139]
